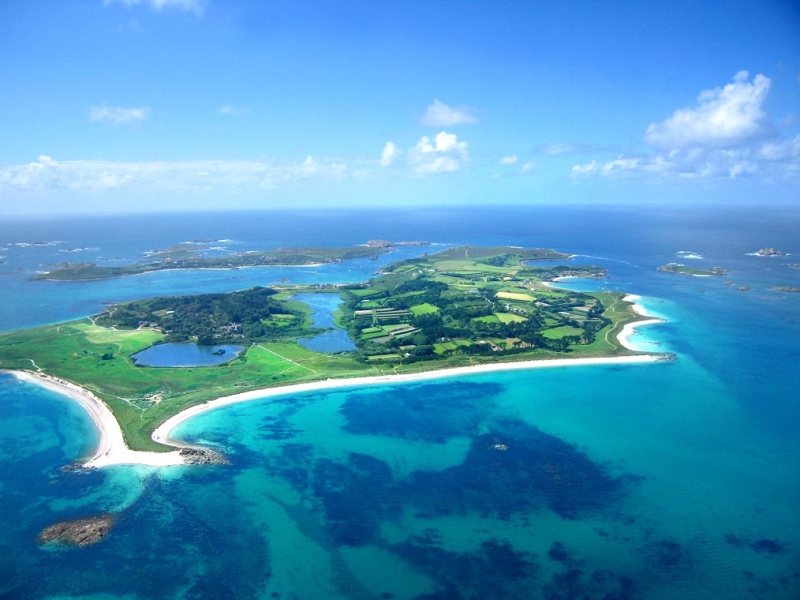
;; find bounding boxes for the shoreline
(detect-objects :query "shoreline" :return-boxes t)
[34,262,329,282]
[7,370,184,468]
[8,297,666,469]
[152,353,664,450]
[619,294,666,350]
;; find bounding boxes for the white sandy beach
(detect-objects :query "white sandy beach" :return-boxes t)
[9,296,665,469]
[8,371,184,468]
[618,295,665,351]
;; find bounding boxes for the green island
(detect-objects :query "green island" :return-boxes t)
[1,245,660,453]
[658,262,727,277]
[30,241,404,281]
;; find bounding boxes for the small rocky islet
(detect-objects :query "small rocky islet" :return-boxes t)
[38,515,115,547]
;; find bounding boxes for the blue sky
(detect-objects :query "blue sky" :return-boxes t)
[1,0,799,214]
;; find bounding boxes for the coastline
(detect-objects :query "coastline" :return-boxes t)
[152,353,663,450]
[6,370,184,468]
[9,296,666,469]
[618,294,666,350]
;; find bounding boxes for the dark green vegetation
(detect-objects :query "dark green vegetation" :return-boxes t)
[340,246,622,362]
[32,241,392,281]
[97,287,311,346]
[658,263,727,277]
[0,245,656,452]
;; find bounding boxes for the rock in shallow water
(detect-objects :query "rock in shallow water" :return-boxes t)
[179,447,230,465]
[38,515,114,547]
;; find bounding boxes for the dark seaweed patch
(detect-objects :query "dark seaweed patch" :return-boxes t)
[256,415,303,440]
[399,419,633,519]
[312,453,397,546]
[726,534,786,555]
[751,538,786,555]
[340,381,503,442]
[264,443,316,491]
[649,540,684,568]
[547,541,579,567]
[637,537,696,577]
[390,538,539,600]
[540,541,640,600]
[544,568,637,600]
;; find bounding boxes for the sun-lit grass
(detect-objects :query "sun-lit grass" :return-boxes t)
[495,312,527,324]
[496,291,535,302]
[409,303,440,316]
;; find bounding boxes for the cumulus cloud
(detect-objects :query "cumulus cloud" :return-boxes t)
[571,72,800,183]
[499,155,518,165]
[104,0,205,14]
[90,105,150,125]
[420,100,477,127]
[407,131,469,174]
[0,155,349,194]
[521,161,535,174]
[644,71,772,149]
[380,142,401,167]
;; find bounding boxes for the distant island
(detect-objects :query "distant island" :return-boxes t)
[1,245,666,465]
[756,247,787,257]
[31,239,443,281]
[658,263,727,277]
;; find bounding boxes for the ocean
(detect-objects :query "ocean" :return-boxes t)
[0,205,798,599]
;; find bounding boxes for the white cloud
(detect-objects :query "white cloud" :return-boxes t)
[535,142,617,156]
[644,71,772,149]
[380,142,401,167]
[104,0,205,15]
[521,161,535,174]
[757,134,800,161]
[571,72,800,184]
[407,131,469,174]
[569,146,793,181]
[0,155,349,194]
[89,105,150,125]
[539,143,574,156]
[499,155,518,165]
[420,100,477,127]
[217,104,248,115]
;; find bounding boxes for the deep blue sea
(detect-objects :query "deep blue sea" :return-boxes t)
[0,205,798,599]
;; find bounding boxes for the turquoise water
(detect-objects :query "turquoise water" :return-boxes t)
[0,206,798,599]
[131,343,245,367]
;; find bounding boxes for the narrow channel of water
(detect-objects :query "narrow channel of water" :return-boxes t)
[293,293,357,353]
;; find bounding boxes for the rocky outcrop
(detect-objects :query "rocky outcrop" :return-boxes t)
[38,515,115,547]
[179,447,230,466]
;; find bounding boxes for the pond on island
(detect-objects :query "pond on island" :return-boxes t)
[131,343,245,367]
[293,292,357,353]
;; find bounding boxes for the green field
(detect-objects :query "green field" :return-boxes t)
[542,325,584,339]
[495,312,528,324]
[410,303,440,316]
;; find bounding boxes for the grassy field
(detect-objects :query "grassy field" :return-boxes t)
[496,291,536,302]
[542,325,584,339]
[0,321,386,452]
[410,303,440,316]
[496,313,528,324]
